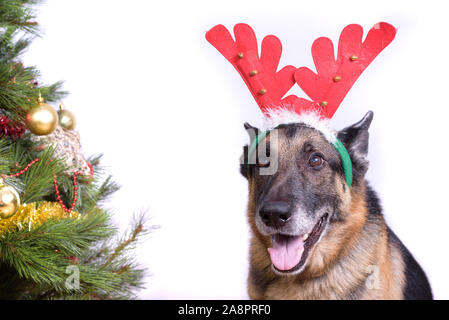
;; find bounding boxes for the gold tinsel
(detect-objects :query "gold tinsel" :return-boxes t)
[0,202,79,236]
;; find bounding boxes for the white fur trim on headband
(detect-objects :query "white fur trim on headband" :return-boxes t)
[262,108,337,143]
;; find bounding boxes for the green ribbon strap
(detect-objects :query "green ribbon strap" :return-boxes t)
[332,139,352,187]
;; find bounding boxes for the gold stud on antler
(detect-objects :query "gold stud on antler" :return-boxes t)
[350,55,358,61]
[258,88,267,95]
[320,101,328,107]
[333,76,341,82]
[237,52,244,59]
[249,70,258,76]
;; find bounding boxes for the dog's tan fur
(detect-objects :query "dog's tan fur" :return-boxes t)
[247,175,406,300]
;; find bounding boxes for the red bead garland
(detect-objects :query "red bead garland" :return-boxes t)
[5,158,39,178]
[87,162,94,184]
[53,171,82,213]
[2,158,94,214]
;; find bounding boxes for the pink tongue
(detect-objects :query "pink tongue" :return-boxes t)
[268,235,304,271]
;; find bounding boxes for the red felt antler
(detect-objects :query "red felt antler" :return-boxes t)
[206,24,313,114]
[295,22,396,118]
[206,22,396,120]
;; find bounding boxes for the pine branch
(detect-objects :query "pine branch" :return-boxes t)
[103,214,146,268]
[0,1,67,122]
[0,0,40,34]
[0,203,150,299]
[0,210,109,282]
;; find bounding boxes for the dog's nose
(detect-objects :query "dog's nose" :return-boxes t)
[259,201,292,228]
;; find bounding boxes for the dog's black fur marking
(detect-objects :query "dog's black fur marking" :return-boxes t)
[248,265,271,295]
[387,227,433,300]
[240,145,250,178]
[285,125,298,139]
[364,182,383,217]
[365,181,433,299]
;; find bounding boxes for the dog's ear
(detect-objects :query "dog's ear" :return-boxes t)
[243,122,259,143]
[240,122,259,179]
[337,111,373,178]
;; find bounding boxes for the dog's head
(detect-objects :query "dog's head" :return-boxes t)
[241,111,373,276]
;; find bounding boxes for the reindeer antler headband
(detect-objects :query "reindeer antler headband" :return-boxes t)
[206,22,396,187]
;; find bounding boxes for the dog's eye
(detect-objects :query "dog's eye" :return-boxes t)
[257,157,270,168]
[309,154,324,168]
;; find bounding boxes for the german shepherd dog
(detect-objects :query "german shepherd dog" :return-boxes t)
[240,111,432,299]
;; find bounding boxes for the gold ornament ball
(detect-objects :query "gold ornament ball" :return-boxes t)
[25,102,58,135]
[0,183,20,219]
[58,104,76,130]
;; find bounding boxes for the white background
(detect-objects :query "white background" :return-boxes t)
[23,0,449,299]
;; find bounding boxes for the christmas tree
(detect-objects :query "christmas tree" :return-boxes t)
[0,0,147,299]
